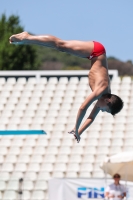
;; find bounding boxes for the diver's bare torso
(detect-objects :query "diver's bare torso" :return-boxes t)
[89,53,111,95]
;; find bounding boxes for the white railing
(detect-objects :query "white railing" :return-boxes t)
[0,70,118,82]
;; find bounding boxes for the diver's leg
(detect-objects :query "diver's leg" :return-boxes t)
[9,32,93,57]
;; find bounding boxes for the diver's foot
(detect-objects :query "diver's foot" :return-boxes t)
[9,31,29,44]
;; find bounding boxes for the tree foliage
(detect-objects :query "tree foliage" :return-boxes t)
[0,14,40,70]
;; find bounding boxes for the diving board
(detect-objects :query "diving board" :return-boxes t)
[0,130,46,135]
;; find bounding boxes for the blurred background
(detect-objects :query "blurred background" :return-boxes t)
[0,1,133,200]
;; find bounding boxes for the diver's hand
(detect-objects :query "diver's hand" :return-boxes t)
[68,130,81,143]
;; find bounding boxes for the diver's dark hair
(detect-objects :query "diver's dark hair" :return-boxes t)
[104,94,124,116]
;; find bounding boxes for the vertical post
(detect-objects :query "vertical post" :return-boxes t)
[104,159,108,200]
[125,164,128,200]
[36,72,40,83]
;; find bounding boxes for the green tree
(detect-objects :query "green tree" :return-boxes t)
[0,14,40,70]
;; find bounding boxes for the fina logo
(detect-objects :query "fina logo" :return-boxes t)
[77,187,104,198]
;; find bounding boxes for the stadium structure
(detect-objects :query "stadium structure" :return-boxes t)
[0,70,131,200]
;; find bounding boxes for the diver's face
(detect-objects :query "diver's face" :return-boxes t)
[97,97,111,113]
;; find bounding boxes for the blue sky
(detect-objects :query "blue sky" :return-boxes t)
[1,0,133,62]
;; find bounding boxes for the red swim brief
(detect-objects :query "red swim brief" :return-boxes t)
[88,41,106,60]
